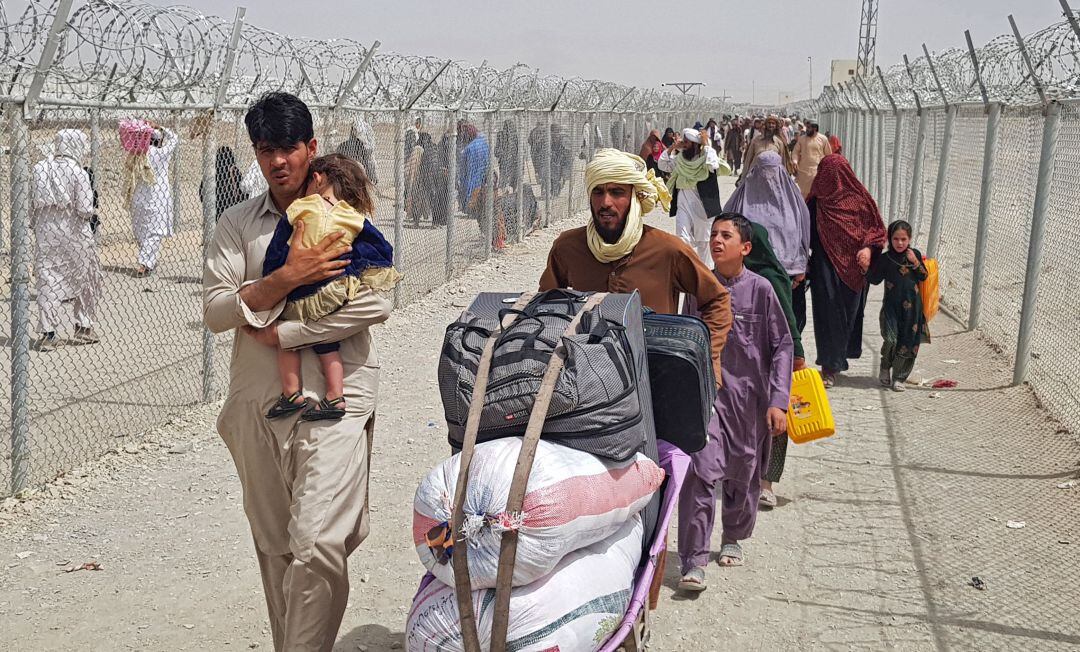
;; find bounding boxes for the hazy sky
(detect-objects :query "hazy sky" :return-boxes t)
[156,0,1063,103]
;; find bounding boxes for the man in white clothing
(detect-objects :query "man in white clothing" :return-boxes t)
[129,124,179,276]
[31,129,103,351]
[658,128,723,268]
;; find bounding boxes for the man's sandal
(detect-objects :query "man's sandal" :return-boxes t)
[677,567,707,593]
[301,397,347,422]
[266,392,307,419]
[718,542,744,567]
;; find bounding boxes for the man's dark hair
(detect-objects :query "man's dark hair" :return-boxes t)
[807,121,819,130]
[245,92,314,148]
[713,211,754,244]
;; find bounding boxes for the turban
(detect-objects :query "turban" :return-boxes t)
[681,128,702,144]
[584,148,672,263]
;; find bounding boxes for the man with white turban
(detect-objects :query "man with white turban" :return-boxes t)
[31,129,103,351]
[742,114,793,174]
[540,148,732,385]
[658,128,726,268]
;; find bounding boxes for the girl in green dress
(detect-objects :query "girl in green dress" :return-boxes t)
[867,220,930,392]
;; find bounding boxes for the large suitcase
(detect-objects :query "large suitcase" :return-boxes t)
[440,289,657,463]
[642,312,715,453]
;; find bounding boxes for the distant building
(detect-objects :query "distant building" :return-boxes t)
[831,59,858,85]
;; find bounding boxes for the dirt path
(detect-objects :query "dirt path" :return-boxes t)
[1,179,1078,651]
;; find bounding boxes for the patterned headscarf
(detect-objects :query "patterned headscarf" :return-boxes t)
[809,154,886,291]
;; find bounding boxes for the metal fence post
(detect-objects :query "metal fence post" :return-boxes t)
[852,110,861,174]
[393,111,405,307]
[199,113,219,401]
[170,110,183,231]
[482,111,495,257]
[445,112,459,281]
[925,104,956,258]
[202,7,245,402]
[888,111,904,221]
[968,102,1001,330]
[565,112,574,221]
[543,111,553,227]
[90,109,102,199]
[874,111,885,202]
[515,111,526,243]
[9,110,31,495]
[1013,103,1060,385]
[861,109,871,182]
[907,109,928,230]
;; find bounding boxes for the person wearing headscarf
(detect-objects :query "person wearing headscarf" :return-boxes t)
[807,154,887,387]
[406,131,436,225]
[31,129,102,351]
[127,122,179,277]
[658,128,728,268]
[792,121,833,197]
[540,148,731,385]
[639,129,664,175]
[457,121,490,219]
[740,222,807,508]
[826,131,843,158]
[336,118,379,186]
[495,118,520,189]
[742,115,793,175]
[724,151,811,337]
[723,121,746,177]
[724,150,812,507]
[200,145,249,220]
[549,123,572,196]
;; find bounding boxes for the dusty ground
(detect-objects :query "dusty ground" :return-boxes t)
[1,177,1079,651]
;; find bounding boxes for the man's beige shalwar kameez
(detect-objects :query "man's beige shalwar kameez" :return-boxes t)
[203,191,392,652]
[793,132,833,197]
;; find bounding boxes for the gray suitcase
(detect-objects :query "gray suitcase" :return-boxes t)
[439,289,657,462]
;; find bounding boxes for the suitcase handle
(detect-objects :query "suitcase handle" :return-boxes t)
[487,292,608,652]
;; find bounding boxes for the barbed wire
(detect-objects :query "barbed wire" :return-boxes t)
[778,11,1080,115]
[0,0,730,114]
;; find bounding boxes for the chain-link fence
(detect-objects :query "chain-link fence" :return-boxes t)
[798,10,1080,439]
[0,0,724,496]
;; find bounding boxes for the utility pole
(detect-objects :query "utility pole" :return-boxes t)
[808,56,814,99]
[661,82,705,95]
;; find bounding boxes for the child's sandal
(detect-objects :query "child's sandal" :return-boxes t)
[266,391,308,419]
[301,397,347,422]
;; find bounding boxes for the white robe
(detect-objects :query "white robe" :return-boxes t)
[31,154,101,332]
[130,128,179,241]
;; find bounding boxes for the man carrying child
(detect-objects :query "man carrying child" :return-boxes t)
[203,92,392,651]
[678,212,794,591]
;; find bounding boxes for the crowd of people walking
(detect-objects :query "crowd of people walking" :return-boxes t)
[27,93,923,648]
[633,112,925,591]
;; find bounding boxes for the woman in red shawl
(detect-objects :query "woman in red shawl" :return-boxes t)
[826,132,843,157]
[807,154,886,386]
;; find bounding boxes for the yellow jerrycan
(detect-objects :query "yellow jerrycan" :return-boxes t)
[786,368,836,444]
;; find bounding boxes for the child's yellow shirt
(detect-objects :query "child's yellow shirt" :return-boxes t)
[286,194,367,248]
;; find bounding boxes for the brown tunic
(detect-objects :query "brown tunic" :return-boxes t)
[539,224,732,385]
